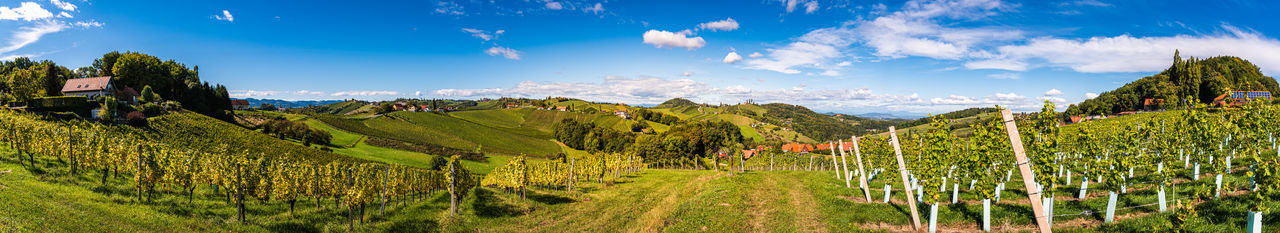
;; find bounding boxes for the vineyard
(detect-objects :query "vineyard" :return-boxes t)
[0,109,480,231]
[770,102,1280,232]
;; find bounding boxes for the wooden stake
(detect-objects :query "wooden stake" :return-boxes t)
[889,126,922,230]
[829,142,841,179]
[851,136,871,202]
[999,109,1051,233]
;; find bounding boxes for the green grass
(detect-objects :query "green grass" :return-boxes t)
[301,118,364,147]
[0,148,460,233]
[316,112,561,157]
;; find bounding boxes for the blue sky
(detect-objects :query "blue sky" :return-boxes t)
[5,0,1280,114]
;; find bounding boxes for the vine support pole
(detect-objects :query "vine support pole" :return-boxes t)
[889,126,922,230]
[381,166,388,217]
[999,109,1051,233]
[851,136,871,202]
[829,142,841,179]
[237,163,245,224]
[836,141,850,187]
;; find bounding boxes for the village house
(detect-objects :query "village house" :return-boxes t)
[1143,98,1165,111]
[231,100,251,110]
[61,76,140,104]
[613,109,629,119]
[555,106,568,111]
[1214,90,1272,107]
[61,76,114,98]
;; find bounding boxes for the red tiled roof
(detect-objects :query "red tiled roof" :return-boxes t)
[231,100,251,106]
[61,76,112,93]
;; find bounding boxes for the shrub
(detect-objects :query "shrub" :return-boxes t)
[161,101,183,111]
[141,103,164,116]
[29,96,89,109]
[126,111,148,127]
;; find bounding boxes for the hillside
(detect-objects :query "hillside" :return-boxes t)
[297,100,372,115]
[1066,54,1280,115]
[315,111,563,156]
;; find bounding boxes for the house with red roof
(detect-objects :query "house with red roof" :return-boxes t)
[231,100,251,110]
[61,76,114,98]
[1214,90,1272,107]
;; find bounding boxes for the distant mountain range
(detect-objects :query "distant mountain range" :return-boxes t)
[243,98,346,108]
[852,112,925,120]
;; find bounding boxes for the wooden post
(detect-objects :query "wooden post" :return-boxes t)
[829,142,842,179]
[348,168,355,229]
[808,152,815,171]
[999,109,1051,233]
[851,136,871,202]
[68,126,76,175]
[237,163,245,223]
[837,141,850,187]
[568,156,575,192]
[770,153,774,171]
[448,163,458,215]
[889,126,922,230]
[381,166,388,216]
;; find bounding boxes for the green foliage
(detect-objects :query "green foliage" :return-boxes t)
[1066,53,1280,115]
[139,85,160,103]
[98,96,117,122]
[96,51,232,121]
[260,119,332,146]
[4,69,43,103]
[759,103,858,141]
[965,109,1010,200]
[655,98,697,108]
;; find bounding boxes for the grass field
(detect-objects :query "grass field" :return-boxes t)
[4,141,1277,233]
[315,112,562,157]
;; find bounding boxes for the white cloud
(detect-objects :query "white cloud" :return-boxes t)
[819,70,840,76]
[461,28,495,41]
[583,3,604,14]
[748,52,763,58]
[0,20,64,54]
[744,27,851,74]
[434,1,465,15]
[1037,96,1068,104]
[214,10,234,22]
[681,72,694,77]
[415,91,422,96]
[969,25,1280,73]
[698,18,739,32]
[780,0,819,14]
[1061,0,1111,7]
[57,11,70,18]
[484,47,521,60]
[722,51,743,64]
[229,90,280,98]
[642,30,705,50]
[745,0,1021,75]
[987,72,1020,79]
[1044,89,1063,96]
[545,2,563,10]
[331,91,401,97]
[0,2,53,21]
[294,90,326,95]
[435,76,710,104]
[931,92,1025,105]
[853,0,1020,60]
[836,61,852,66]
[70,20,102,28]
[49,0,75,11]
[1084,92,1099,99]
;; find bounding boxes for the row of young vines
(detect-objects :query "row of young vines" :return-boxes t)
[818,101,1279,232]
[0,109,478,228]
[480,153,645,196]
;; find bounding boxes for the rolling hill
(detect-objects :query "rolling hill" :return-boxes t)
[1066,54,1280,115]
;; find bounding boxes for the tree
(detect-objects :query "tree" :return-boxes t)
[99,96,118,122]
[376,102,394,114]
[140,85,160,103]
[5,69,42,104]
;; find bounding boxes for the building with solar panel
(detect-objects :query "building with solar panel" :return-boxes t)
[1213,90,1273,107]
